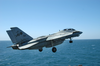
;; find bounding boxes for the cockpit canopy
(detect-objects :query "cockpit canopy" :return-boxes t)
[63,28,75,31]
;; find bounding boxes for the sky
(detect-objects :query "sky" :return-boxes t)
[0,0,100,40]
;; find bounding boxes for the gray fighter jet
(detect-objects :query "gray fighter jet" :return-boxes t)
[6,27,82,52]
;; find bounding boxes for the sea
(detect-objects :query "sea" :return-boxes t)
[0,39,100,66]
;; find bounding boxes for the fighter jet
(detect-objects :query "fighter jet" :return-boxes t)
[6,27,82,53]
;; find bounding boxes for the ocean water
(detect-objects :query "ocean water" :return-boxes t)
[0,39,100,66]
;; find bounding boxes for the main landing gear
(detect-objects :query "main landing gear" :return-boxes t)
[51,41,57,53]
[39,48,43,52]
[38,40,57,53]
[39,47,57,53]
[52,47,57,53]
[69,38,73,43]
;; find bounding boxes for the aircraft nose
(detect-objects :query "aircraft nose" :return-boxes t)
[79,31,83,34]
[73,31,83,34]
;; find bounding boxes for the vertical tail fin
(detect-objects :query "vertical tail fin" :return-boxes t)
[6,27,33,44]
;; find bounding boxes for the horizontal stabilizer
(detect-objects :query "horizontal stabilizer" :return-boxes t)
[7,46,12,48]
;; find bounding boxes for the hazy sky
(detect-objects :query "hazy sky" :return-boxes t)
[0,0,100,40]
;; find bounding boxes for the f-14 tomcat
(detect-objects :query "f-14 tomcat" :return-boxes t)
[6,27,82,53]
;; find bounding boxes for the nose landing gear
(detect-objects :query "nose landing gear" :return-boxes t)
[69,40,73,43]
[69,38,73,43]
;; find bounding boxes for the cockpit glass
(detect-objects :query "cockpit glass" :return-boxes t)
[72,29,75,30]
[68,29,75,31]
[68,29,71,30]
[63,29,67,31]
[63,28,75,31]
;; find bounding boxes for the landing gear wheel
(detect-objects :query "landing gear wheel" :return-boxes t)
[52,47,57,53]
[39,49,43,52]
[69,40,73,43]
[69,38,73,43]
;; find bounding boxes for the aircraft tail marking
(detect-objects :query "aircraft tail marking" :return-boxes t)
[6,27,33,44]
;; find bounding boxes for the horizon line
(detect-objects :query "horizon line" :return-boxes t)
[0,39,100,41]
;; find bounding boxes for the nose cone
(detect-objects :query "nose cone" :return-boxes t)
[79,31,83,34]
[73,31,83,35]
